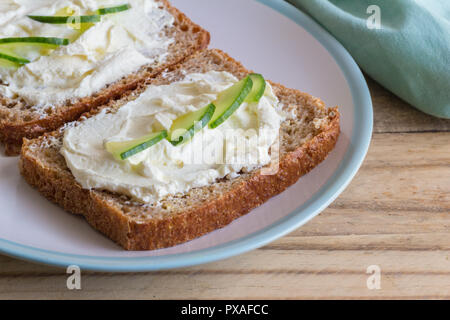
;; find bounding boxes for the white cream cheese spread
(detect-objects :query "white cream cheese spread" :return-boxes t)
[0,0,174,108]
[61,71,285,203]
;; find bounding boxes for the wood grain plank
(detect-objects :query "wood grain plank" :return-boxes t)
[293,208,450,237]
[366,133,450,167]
[294,132,450,239]
[263,233,450,251]
[0,250,449,299]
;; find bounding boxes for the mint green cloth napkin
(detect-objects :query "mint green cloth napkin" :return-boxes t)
[289,0,450,119]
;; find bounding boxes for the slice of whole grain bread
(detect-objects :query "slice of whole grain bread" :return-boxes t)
[0,0,210,155]
[19,49,340,251]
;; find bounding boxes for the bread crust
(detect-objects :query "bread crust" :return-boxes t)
[19,49,340,251]
[0,0,210,155]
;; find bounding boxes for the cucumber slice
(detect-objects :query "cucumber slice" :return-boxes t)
[169,103,216,146]
[0,38,69,61]
[0,37,69,46]
[209,76,253,129]
[0,58,21,69]
[245,74,266,103]
[28,15,101,24]
[106,130,168,161]
[0,44,58,63]
[28,3,130,25]
[97,4,131,15]
[0,52,29,65]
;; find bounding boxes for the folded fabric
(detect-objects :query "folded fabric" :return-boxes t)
[289,0,450,119]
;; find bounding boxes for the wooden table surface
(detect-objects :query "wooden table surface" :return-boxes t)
[1,76,449,300]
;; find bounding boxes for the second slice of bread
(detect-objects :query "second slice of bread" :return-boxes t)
[19,49,340,251]
[0,0,210,155]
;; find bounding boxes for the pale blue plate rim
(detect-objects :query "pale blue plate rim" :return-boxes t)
[0,0,373,272]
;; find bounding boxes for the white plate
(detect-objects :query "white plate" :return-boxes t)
[0,0,372,271]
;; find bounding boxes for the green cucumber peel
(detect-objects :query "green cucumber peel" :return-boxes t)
[245,73,266,103]
[28,15,101,24]
[0,37,69,46]
[209,76,253,129]
[0,52,30,65]
[106,130,168,161]
[169,103,216,146]
[97,4,131,15]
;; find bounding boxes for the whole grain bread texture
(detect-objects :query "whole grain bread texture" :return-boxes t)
[19,49,340,251]
[0,0,210,155]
